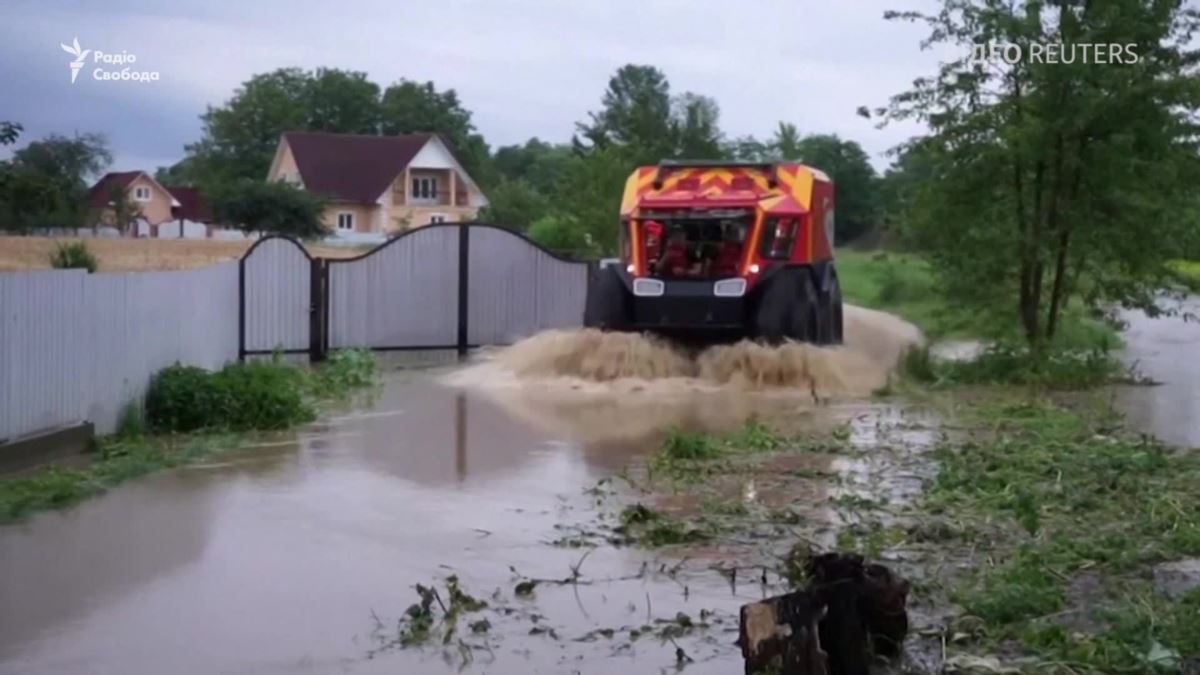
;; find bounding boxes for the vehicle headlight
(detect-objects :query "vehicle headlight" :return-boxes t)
[713,278,747,297]
[632,278,665,297]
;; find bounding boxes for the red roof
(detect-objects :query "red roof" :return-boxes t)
[86,171,214,223]
[283,131,433,203]
[165,186,211,222]
[86,171,142,207]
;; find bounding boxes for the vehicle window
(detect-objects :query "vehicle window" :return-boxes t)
[759,217,799,259]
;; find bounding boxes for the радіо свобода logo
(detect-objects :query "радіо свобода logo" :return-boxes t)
[60,36,89,83]
[58,37,159,84]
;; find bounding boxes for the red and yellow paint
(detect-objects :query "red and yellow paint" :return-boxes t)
[619,163,835,277]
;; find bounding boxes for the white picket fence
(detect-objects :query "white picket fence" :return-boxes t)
[0,263,239,440]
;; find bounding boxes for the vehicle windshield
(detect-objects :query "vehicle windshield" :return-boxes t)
[640,211,750,279]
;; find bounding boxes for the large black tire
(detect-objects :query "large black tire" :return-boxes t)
[752,268,819,344]
[828,273,844,344]
[583,265,630,330]
[815,270,844,345]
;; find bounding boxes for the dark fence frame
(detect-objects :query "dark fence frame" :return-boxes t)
[239,222,595,362]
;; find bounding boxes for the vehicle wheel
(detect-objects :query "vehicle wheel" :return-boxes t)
[787,273,820,343]
[583,265,629,330]
[828,273,844,344]
[751,270,792,344]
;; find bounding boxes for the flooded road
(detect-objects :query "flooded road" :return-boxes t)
[1,299,1191,675]
[0,362,871,675]
[1114,296,1200,448]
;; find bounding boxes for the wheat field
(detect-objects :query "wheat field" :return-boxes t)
[0,236,366,272]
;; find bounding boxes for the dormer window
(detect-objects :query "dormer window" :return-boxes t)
[133,186,151,201]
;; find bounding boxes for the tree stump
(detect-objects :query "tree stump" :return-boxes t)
[739,553,910,675]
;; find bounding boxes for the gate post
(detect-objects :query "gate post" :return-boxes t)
[237,254,246,362]
[456,223,470,357]
[309,257,328,363]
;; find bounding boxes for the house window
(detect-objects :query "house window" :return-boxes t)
[133,186,151,201]
[411,176,439,201]
[429,214,447,224]
[337,212,355,231]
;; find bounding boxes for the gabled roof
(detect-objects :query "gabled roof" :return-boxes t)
[86,171,145,207]
[280,131,435,204]
[87,171,213,222]
[166,186,212,222]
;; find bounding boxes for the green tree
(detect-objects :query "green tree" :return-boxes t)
[0,132,111,231]
[154,156,201,187]
[477,177,551,230]
[575,64,675,161]
[0,121,21,146]
[794,134,878,244]
[549,145,634,254]
[189,68,309,187]
[491,138,572,194]
[211,180,327,238]
[305,68,381,133]
[527,214,593,256]
[672,93,725,159]
[771,122,803,159]
[104,182,143,235]
[379,79,490,179]
[13,132,111,188]
[187,68,385,190]
[882,0,1200,346]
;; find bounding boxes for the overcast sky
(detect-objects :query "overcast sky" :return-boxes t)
[0,0,948,176]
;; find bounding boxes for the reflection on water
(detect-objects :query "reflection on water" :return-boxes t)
[0,370,766,675]
[0,333,943,675]
[1113,297,1200,449]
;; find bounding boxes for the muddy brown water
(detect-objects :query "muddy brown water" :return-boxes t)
[0,301,1192,674]
[2,364,906,675]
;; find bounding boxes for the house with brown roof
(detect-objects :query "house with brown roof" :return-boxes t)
[87,171,212,227]
[266,131,489,237]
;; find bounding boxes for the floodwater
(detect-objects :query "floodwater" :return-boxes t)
[1112,296,1200,448]
[0,362,925,675]
[1,300,1190,675]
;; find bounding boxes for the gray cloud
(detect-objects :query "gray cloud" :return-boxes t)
[0,0,943,173]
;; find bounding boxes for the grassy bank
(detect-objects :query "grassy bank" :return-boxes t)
[0,349,377,523]
[836,249,1118,350]
[1167,259,1200,292]
[917,395,1199,672]
[559,354,1200,671]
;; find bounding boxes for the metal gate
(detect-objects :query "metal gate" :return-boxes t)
[239,236,317,357]
[238,223,591,360]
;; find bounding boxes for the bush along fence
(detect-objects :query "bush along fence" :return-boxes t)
[0,223,590,445]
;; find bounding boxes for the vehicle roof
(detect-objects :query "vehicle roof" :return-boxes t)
[619,161,830,217]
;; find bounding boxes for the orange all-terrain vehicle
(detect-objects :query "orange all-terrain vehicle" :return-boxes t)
[584,160,843,344]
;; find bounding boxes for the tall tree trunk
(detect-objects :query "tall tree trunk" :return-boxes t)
[1046,137,1089,340]
[1011,77,1039,344]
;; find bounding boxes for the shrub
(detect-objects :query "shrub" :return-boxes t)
[48,241,97,273]
[145,364,221,432]
[145,361,315,432]
[311,349,376,396]
[210,362,314,430]
[941,345,1121,389]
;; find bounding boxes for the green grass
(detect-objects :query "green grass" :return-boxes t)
[0,433,240,523]
[835,249,1118,350]
[923,396,1200,671]
[0,349,378,523]
[1166,259,1200,292]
